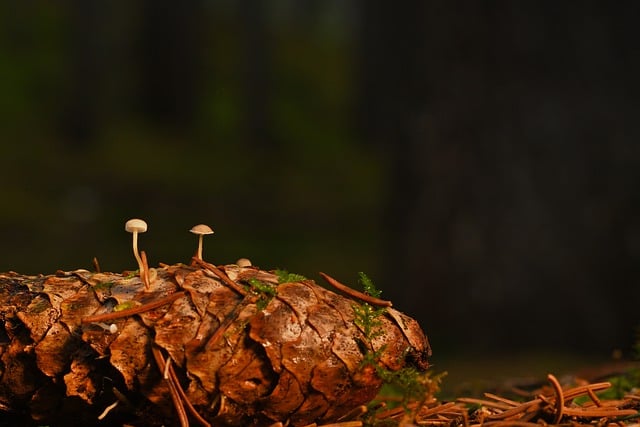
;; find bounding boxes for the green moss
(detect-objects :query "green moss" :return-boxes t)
[358,271,381,298]
[113,301,136,312]
[375,370,446,409]
[248,278,277,296]
[247,277,278,310]
[353,302,386,340]
[274,269,307,283]
[601,371,640,400]
[92,281,114,291]
[353,272,442,421]
[352,272,387,340]
[124,271,138,279]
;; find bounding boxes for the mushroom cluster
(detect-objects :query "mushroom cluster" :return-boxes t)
[124,219,220,289]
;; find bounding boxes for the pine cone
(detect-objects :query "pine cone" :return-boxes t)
[0,262,431,426]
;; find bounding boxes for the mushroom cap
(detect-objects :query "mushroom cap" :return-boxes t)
[190,224,214,235]
[236,258,252,267]
[125,218,148,233]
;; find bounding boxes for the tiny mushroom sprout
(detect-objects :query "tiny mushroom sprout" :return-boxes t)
[236,258,252,267]
[125,218,147,277]
[190,224,214,260]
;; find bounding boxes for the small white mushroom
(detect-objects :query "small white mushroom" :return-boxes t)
[190,224,214,260]
[236,258,252,267]
[125,218,147,276]
[96,322,118,334]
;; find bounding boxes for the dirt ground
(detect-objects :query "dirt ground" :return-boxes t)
[434,351,619,397]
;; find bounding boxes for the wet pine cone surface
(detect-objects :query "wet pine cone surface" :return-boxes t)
[0,262,431,426]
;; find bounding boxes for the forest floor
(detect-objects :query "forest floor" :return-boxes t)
[372,351,640,426]
[435,351,622,397]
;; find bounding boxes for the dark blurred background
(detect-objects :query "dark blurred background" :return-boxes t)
[1,2,639,365]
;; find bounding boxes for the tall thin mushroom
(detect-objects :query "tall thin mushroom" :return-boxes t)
[190,224,214,261]
[125,218,147,279]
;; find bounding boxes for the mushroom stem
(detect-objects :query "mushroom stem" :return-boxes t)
[132,231,144,275]
[125,218,148,286]
[197,235,204,260]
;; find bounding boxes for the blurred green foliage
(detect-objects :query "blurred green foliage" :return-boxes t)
[3,2,639,356]
[0,2,386,289]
